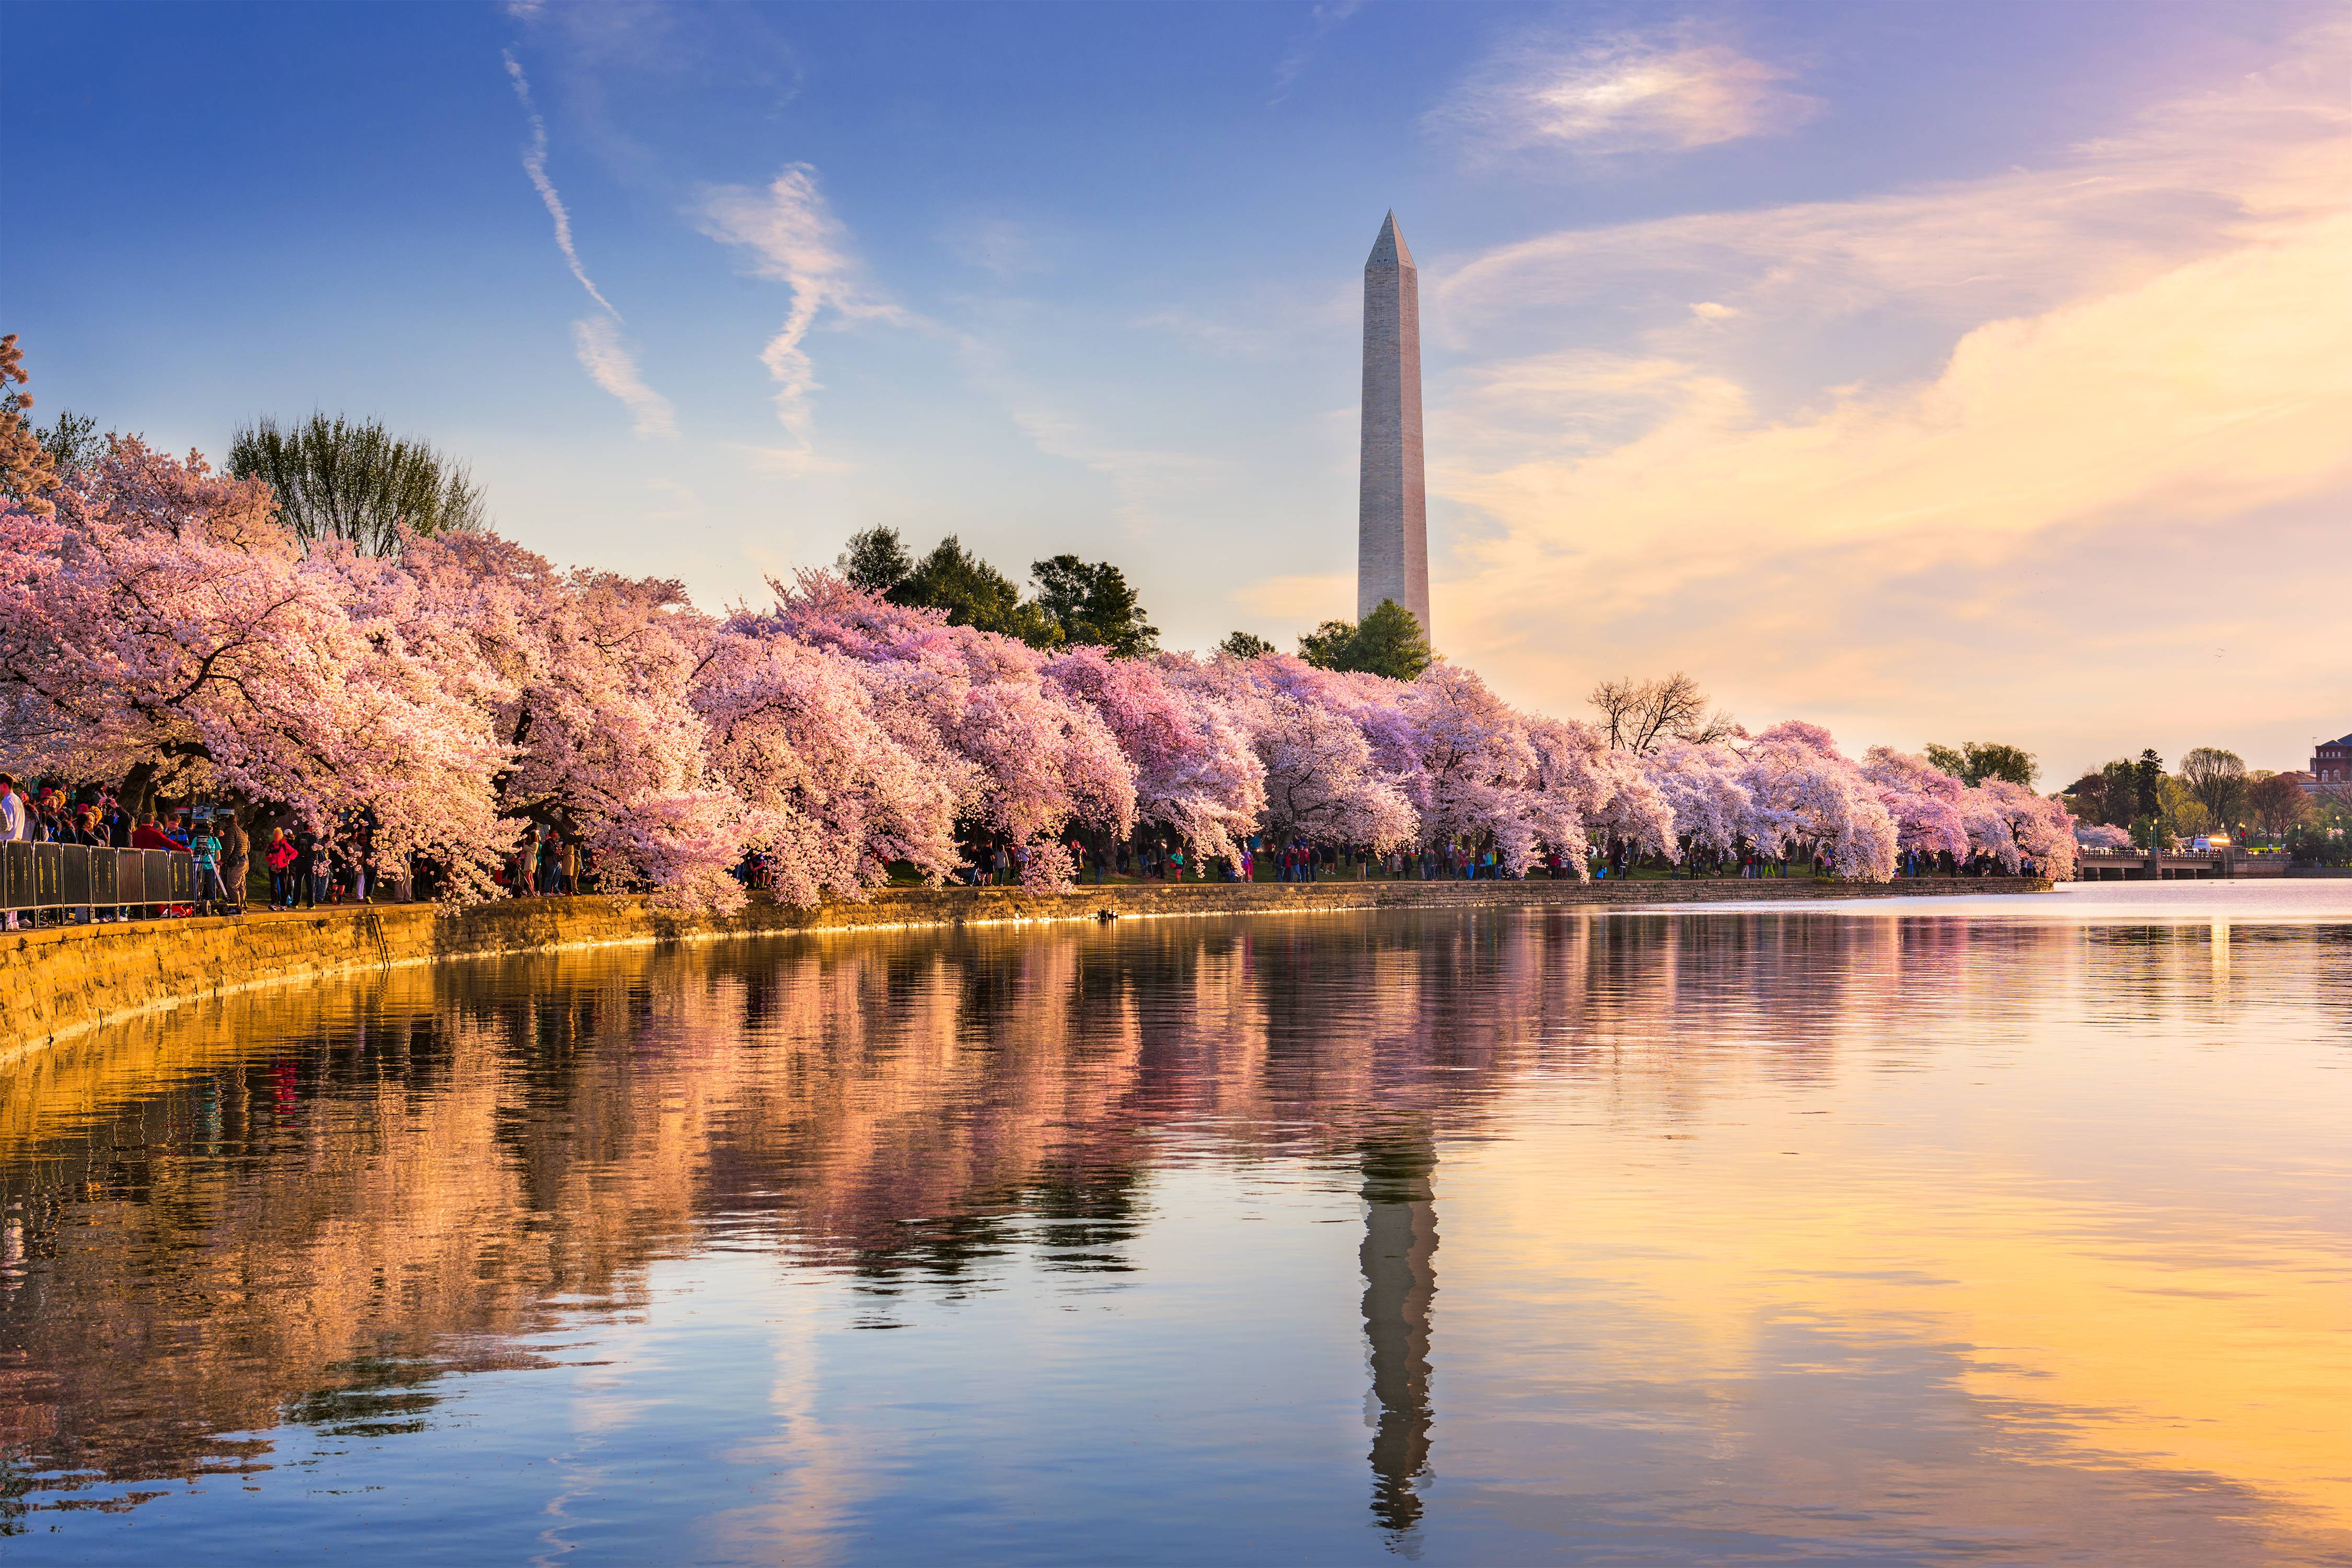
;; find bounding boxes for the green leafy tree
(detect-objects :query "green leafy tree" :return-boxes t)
[890,535,1062,649]
[1348,599,1434,681]
[1298,620,1355,667]
[1216,631,1274,660]
[1297,619,1357,670]
[1296,599,1432,682]
[1923,743,1968,780]
[1031,554,1158,656]
[837,526,912,596]
[228,412,486,555]
[2285,795,2351,866]
[2062,758,2147,827]
[2178,746,2249,827]
[1924,740,2038,788]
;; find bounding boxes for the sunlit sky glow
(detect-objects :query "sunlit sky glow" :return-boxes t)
[11,1,2347,781]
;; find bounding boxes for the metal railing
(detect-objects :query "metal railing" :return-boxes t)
[0,843,195,913]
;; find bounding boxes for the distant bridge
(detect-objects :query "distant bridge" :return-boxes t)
[2075,847,2292,881]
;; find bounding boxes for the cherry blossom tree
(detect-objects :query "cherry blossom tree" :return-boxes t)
[1641,739,1756,866]
[1860,746,1973,865]
[0,440,2077,905]
[388,532,725,889]
[1044,645,1264,861]
[1175,652,1415,854]
[691,618,961,906]
[0,439,512,892]
[1404,665,1655,875]
[1740,722,1899,881]
[1966,779,2079,880]
[730,573,1136,889]
[1531,717,1678,869]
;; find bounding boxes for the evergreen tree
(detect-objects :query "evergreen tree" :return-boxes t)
[38,409,102,478]
[1296,599,1432,682]
[1346,599,1434,681]
[2135,748,2164,820]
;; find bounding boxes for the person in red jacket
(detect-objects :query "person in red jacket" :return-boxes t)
[265,828,298,908]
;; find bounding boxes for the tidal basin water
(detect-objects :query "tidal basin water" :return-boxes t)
[3,884,2347,1564]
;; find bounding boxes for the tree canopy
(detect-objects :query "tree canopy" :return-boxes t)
[836,526,913,596]
[1032,553,1158,656]
[832,528,1158,656]
[889,535,1062,648]
[0,333,61,517]
[1924,740,2038,789]
[2178,746,2249,825]
[1587,672,1739,755]
[1297,599,1433,681]
[228,412,486,555]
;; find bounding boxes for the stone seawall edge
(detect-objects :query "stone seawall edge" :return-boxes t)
[1,877,2049,1062]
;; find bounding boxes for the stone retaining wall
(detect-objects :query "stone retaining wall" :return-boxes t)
[1,876,2049,1061]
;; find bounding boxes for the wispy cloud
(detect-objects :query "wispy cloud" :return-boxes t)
[951,215,1055,279]
[1272,0,1362,101]
[571,317,677,437]
[502,48,678,440]
[1428,29,1818,157]
[502,50,619,317]
[696,165,906,447]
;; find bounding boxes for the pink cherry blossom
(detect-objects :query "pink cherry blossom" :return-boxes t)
[0,450,2079,904]
[1860,746,1973,863]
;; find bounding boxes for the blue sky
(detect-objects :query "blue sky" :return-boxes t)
[10,1,2347,779]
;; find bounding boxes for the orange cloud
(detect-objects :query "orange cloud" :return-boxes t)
[1425,27,2352,770]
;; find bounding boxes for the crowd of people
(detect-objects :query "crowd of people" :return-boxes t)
[0,768,614,928]
[0,771,244,928]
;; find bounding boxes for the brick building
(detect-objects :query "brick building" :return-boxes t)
[2310,733,2352,791]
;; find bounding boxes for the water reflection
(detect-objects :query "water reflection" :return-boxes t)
[1360,1129,1438,1546]
[0,901,2346,1563]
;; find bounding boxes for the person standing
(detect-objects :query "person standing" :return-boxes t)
[306,835,331,908]
[218,812,249,914]
[266,828,296,908]
[0,775,25,930]
[191,822,227,912]
[291,828,316,905]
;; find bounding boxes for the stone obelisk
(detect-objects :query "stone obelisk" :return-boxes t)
[1358,211,1430,642]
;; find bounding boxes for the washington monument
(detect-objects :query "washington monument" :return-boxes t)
[1358,211,1430,642]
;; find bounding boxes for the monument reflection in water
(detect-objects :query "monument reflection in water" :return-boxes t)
[2,894,2347,1565]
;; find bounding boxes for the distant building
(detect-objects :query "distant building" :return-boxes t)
[2310,734,2352,791]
